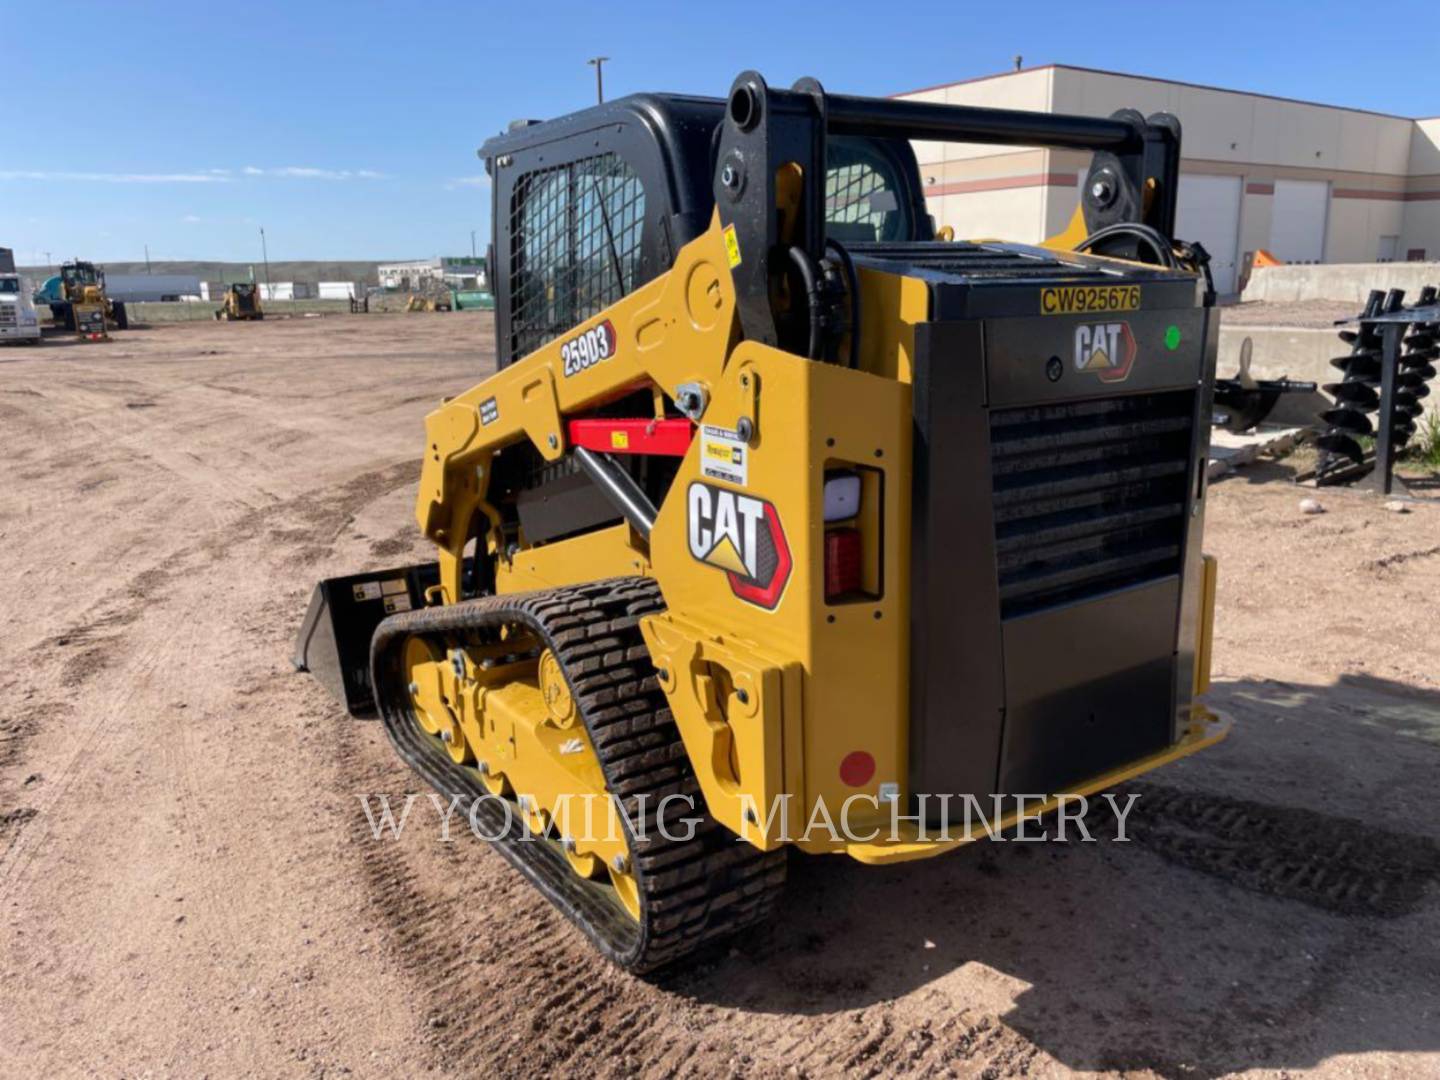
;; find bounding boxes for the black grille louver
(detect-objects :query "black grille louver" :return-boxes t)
[851,242,1128,281]
[989,390,1195,618]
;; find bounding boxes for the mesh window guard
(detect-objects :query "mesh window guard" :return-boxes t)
[827,162,890,233]
[825,138,909,243]
[509,153,645,361]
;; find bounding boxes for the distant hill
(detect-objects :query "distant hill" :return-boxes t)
[15,260,398,285]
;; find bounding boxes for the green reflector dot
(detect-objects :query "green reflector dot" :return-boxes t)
[1165,325,1182,350]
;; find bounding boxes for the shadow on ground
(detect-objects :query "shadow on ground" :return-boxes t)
[671,672,1440,1077]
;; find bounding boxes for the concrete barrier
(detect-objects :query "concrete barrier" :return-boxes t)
[1216,322,1439,428]
[1243,262,1440,304]
[127,299,355,323]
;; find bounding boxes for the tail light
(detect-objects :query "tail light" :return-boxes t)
[825,528,863,600]
[823,468,880,603]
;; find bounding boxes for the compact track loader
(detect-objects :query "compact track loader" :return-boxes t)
[296,72,1228,972]
[215,282,263,321]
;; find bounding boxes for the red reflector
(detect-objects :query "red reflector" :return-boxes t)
[824,528,862,600]
[839,750,876,787]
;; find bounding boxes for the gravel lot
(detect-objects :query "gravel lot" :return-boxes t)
[2,313,1438,1078]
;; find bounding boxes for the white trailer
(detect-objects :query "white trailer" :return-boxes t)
[103,273,204,302]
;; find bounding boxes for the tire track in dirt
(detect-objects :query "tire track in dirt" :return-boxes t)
[1363,543,1440,572]
[332,728,812,1076]
[333,737,621,1074]
[0,460,419,895]
[1122,782,1440,917]
[0,560,180,890]
[213,459,420,559]
[334,727,1061,1077]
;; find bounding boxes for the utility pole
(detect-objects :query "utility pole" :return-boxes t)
[470,229,477,258]
[259,226,272,300]
[144,244,152,273]
[43,251,52,276]
[587,56,609,104]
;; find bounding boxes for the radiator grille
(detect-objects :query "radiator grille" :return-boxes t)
[990,390,1195,618]
[852,242,1121,282]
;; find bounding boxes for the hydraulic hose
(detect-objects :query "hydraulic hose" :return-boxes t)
[825,238,861,369]
[787,246,825,360]
[1074,222,1177,267]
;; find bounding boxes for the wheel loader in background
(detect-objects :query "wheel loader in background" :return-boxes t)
[215,282,264,321]
[37,260,128,332]
[295,72,1228,972]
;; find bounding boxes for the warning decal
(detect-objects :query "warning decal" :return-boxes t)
[722,224,742,268]
[699,424,748,486]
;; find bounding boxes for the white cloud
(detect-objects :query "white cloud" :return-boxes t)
[447,175,491,190]
[182,214,203,223]
[1,165,387,185]
[0,170,231,183]
[243,165,386,180]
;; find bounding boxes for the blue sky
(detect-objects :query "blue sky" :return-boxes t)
[7,1,1437,265]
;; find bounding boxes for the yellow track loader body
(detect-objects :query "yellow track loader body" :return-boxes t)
[215,282,263,321]
[295,71,1228,971]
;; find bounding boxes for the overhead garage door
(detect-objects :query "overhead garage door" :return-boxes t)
[1270,179,1329,264]
[1175,175,1242,295]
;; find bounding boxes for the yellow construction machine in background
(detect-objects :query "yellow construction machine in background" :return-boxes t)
[215,282,264,321]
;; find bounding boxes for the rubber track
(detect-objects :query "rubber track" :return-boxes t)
[370,577,787,972]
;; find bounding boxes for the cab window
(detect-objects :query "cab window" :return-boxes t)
[825,136,914,243]
[509,153,646,362]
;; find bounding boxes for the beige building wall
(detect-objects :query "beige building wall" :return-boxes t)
[898,66,1440,266]
[906,68,1054,167]
[1401,119,1440,259]
[905,69,1057,242]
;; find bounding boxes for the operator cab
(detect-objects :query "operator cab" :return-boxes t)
[479,94,930,368]
[61,262,103,292]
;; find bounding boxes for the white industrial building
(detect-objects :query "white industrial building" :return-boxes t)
[898,65,1440,293]
[378,257,487,291]
[258,282,315,302]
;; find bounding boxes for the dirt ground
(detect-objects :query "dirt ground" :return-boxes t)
[3,313,1439,1079]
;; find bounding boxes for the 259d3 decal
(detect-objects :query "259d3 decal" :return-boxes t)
[560,319,617,377]
[687,482,792,610]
